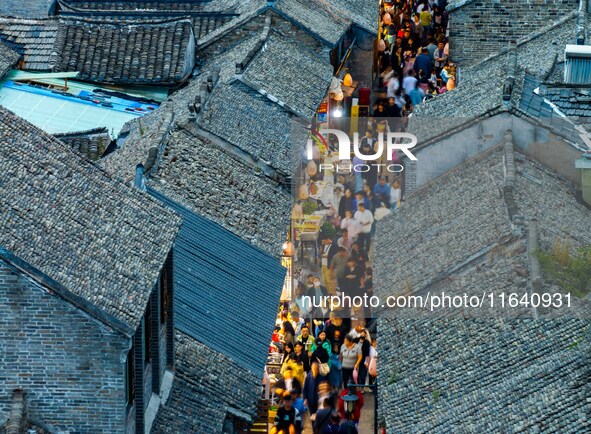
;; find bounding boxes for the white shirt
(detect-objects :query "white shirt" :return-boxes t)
[386,77,399,98]
[338,236,354,252]
[341,217,361,239]
[354,209,374,234]
[402,76,417,95]
[369,346,377,359]
[369,346,378,369]
[390,187,401,204]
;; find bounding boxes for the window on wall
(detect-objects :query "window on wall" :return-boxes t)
[125,344,135,407]
[143,301,152,366]
[160,267,169,325]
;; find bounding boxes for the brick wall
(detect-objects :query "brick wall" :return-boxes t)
[0,259,129,433]
[449,0,578,66]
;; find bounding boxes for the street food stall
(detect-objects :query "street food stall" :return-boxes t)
[292,214,324,263]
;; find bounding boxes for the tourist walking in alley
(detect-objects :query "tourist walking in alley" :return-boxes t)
[340,335,362,388]
[272,393,303,434]
[353,202,374,252]
[303,362,324,416]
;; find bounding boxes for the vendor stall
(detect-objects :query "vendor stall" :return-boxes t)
[292,214,324,263]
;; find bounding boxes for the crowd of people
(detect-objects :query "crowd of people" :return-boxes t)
[269,313,377,433]
[266,115,406,432]
[377,0,455,114]
[264,2,461,431]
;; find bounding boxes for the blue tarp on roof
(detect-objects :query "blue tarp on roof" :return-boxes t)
[148,187,286,375]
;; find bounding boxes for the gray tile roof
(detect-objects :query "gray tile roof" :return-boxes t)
[151,331,261,433]
[0,18,59,71]
[198,81,307,175]
[52,18,194,84]
[204,32,262,77]
[376,147,509,298]
[538,85,591,119]
[192,14,236,39]
[148,128,291,257]
[411,13,582,145]
[513,154,591,248]
[98,103,174,183]
[376,146,591,305]
[56,0,239,40]
[0,0,55,18]
[57,0,246,14]
[378,318,590,432]
[240,30,334,119]
[195,0,269,49]
[181,28,324,174]
[0,106,181,331]
[99,28,294,256]
[272,0,351,47]
[375,143,591,430]
[408,49,507,144]
[0,41,19,78]
[53,127,111,161]
[331,0,378,35]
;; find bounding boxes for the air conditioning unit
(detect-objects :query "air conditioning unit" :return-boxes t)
[564,44,591,84]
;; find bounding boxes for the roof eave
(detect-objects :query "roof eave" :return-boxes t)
[352,22,378,37]
[448,0,477,12]
[412,104,506,151]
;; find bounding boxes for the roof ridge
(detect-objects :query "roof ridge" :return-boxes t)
[58,15,194,27]
[502,130,519,223]
[502,44,518,103]
[50,20,66,72]
[53,127,109,137]
[234,14,271,74]
[527,218,544,298]
[190,69,219,117]
[0,17,59,24]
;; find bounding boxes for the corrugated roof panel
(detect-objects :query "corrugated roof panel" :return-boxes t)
[148,187,286,375]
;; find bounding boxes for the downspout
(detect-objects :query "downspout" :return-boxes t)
[527,218,543,319]
[576,0,588,45]
[502,43,517,104]
[5,388,25,434]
